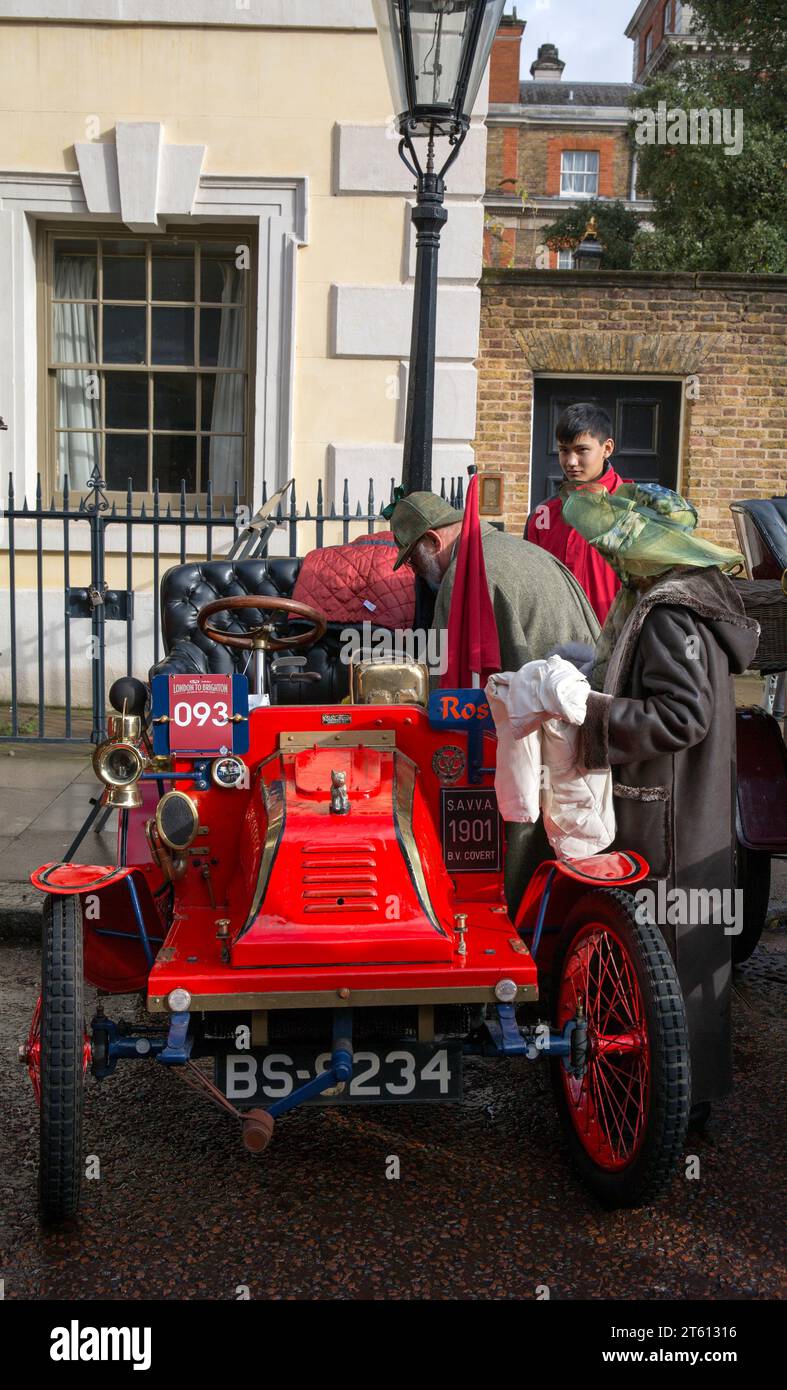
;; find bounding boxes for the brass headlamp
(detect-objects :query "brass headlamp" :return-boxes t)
[92,738,146,808]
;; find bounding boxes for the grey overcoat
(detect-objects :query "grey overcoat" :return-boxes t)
[580,566,760,1104]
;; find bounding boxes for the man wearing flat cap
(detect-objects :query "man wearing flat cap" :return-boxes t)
[391,491,600,911]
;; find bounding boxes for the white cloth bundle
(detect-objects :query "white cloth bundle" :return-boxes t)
[485,655,615,861]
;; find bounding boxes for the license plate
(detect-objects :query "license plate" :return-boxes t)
[215,1043,462,1106]
[441,787,502,872]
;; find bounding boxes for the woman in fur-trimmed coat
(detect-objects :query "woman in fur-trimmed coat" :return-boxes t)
[564,485,760,1106]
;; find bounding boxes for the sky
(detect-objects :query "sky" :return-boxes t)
[504,0,638,85]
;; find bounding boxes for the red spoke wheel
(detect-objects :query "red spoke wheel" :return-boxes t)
[39,894,88,1224]
[24,996,42,1104]
[550,888,690,1208]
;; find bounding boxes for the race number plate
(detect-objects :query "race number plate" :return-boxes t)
[441,787,501,873]
[215,1043,462,1106]
[151,673,249,756]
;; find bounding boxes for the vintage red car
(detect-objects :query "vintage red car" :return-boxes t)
[24,578,693,1222]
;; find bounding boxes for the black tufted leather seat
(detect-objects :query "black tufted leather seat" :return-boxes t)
[148,559,368,704]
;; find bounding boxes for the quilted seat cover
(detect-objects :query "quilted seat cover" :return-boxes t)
[292,532,415,628]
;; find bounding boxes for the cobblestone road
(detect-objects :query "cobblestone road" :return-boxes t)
[2,927,785,1301]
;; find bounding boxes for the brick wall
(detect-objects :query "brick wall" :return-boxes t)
[633,0,672,76]
[487,126,632,201]
[546,133,616,198]
[485,125,633,269]
[488,19,526,104]
[474,270,787,546]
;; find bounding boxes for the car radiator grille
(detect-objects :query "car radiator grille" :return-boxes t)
[300,842,379,913]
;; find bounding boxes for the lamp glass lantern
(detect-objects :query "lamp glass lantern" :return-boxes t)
[574,217,605,271]
[373,0,505,138]
[373,1,505,495]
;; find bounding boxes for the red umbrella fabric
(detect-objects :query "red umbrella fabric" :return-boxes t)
[440,474,501,689]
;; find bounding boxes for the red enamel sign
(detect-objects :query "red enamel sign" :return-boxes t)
[168,674,234,754]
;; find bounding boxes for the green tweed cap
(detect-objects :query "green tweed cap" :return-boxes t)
[390,491,463,571]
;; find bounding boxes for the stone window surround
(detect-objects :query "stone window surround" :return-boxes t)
[558,149,600,199]
[0,167,308,545]
[547,135,614,200]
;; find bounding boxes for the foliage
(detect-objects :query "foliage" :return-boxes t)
[628,6,787,273]
[542,200,641,270]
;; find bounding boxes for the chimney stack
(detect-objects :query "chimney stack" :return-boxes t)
[488,8,526,104]
[530,42,565,81]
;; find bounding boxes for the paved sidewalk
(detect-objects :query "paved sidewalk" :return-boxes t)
[0,743,118,931]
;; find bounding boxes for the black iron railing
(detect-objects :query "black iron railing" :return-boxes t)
[1,467,464,744]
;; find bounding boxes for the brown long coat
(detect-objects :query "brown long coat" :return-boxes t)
[581,567,760,1104]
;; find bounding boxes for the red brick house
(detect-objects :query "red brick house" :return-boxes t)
[626,0,751,82]
[484,19,650,270]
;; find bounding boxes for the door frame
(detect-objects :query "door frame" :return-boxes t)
[528,372,687,514]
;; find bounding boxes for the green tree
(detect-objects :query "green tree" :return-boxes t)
[629,2,787,273]
[542,200,641,271]
[687,0,786,124]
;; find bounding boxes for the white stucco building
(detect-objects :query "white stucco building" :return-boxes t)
[0,1,490,709]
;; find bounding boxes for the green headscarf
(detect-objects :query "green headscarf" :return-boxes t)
[562,482,744,689]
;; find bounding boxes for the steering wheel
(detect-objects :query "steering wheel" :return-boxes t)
[196,594,327,652]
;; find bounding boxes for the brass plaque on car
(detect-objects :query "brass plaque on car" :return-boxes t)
[279,730,395,750]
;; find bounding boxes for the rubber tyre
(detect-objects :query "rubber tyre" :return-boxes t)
[550,887,690,1209]
[39,894,85,1223]
[732,842,770,965]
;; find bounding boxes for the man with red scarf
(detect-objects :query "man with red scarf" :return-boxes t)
[525,403,628,624]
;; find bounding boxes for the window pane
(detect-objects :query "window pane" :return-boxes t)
[201,373,215,430]
[55,370,100,432]
[103,252,146,302]
[106,433,148,491]
[201,373,244,432]
[54,239,97,300]
[203,435,243,496]
[103,306,146,364]
[53,304,98,364]
[153,435,197,492]
[106,372,148,429]
[619,402,657,451]
[200,308,245,368]
[154,373,196,431]
[201,244,248,304]
[56,431,99,491]
[151,307,195,365]
[152,245,195,301]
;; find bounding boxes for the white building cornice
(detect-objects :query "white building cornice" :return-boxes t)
[624,0,655,39]
[0,0,375,27]
[487,107,635,128]
[483,193,654,217]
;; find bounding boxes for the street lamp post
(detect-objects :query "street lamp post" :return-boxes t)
[573,214,605,271]
[373,1,505,494]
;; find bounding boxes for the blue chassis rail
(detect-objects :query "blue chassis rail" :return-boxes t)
[90,1003,587,1114]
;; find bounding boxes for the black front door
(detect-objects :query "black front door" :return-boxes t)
[530,378,682,508]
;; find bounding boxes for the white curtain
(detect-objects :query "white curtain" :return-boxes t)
[208,261,245,496]
[54,257,100,490]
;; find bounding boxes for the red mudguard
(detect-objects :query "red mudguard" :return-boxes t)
[30,861,166,994]
[514,850,650,936]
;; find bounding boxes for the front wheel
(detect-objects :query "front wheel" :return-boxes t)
[39,894,88,1223]
[550,888,690,1209]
